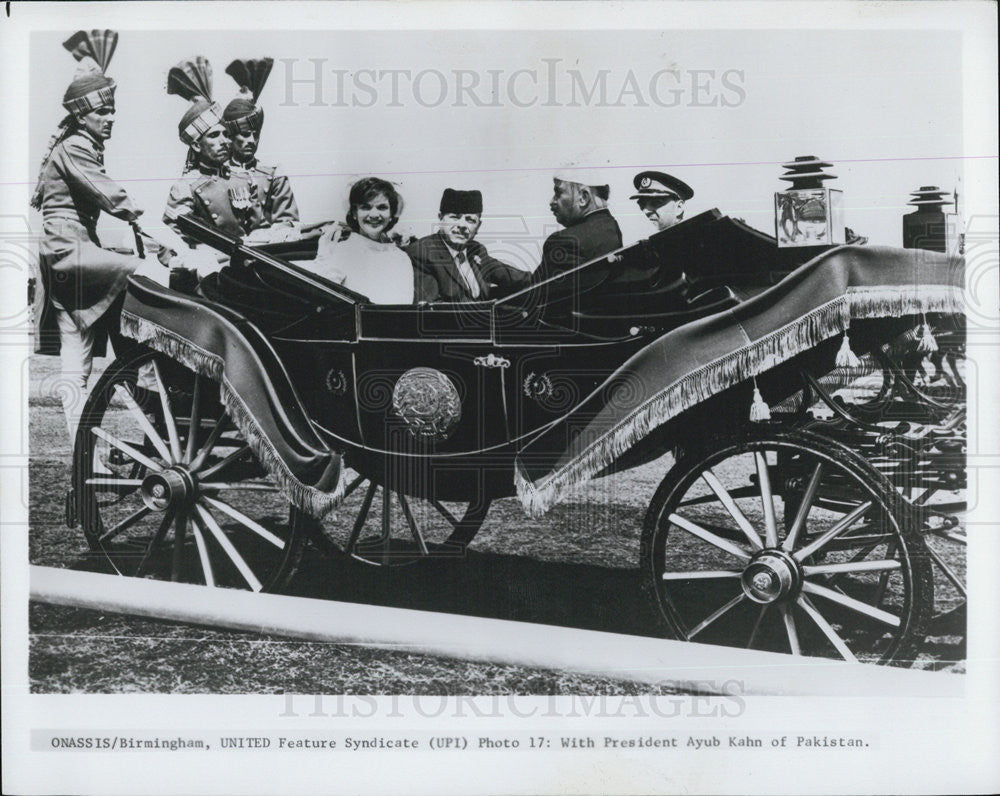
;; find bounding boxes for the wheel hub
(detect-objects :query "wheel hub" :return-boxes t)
[140,467,197,512]
[740,549,802,604]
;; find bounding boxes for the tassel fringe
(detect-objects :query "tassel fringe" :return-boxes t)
[917,314,939,353]
[835,333,862,368]
[515,286,965,516]
[121,312,344,518]
[749,380,771,422]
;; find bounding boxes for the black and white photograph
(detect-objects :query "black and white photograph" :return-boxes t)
[2,1,998,794]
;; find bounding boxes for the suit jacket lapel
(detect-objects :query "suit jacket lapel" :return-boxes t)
[433,233,477,299]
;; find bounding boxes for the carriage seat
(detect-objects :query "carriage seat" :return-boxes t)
[571,284,739,327]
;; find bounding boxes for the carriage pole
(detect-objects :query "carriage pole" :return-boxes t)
[30,565,960,698]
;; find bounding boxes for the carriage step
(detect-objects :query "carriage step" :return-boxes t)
[65,488,78,528]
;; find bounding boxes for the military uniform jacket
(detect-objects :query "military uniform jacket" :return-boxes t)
[34,129,143,349]
[532,208,624,284]
[408,232,531,302]
[163,159,299,247]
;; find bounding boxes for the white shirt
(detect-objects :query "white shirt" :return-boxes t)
[441,239,481,298]
[311,233,413,304]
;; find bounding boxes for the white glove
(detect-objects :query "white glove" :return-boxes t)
[316,223,351,259]
[170,248,223,277]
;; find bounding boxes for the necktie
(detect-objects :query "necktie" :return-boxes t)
[455,249,480,299]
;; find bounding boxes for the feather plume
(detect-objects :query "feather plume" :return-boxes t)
[62,29,119,73]
[167,56,214,102]
[225,58,274,101]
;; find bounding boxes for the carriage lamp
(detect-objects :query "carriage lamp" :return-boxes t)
[774,156,845,248]
[902,186,961,254]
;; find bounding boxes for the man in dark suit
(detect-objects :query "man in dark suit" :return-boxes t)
[531,170,624,284]
[409,189,530,302]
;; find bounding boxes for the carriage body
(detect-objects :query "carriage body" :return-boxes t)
[72,209,966,666]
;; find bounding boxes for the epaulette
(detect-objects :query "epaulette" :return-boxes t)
[252,162,279,179]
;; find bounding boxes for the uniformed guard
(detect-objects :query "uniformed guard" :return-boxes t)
[31,29,146,436]
[630,170,694,231]
[163,57,238,264]
[221,57,300,242]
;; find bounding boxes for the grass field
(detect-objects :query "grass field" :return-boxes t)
[28,354,966,693]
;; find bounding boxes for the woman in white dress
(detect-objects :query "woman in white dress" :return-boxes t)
[312,177,414,304]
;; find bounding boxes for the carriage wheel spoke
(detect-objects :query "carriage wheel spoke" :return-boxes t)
[873,542,897,607]
[135,509,175,577]
[924,544,967,597]
[86,478,144,489]
[92,427,164,473]
[184,375,202,463]
[701,469,763,550]
[802,581,901,627]
[802,559,901,576]
[661,569,741,580]
[196,444,251,481]
[194,504,263,592]
[747,605,769,648]
[397,494,429,555]
[170,511,188,582]
[779,603,801,655]
[112,384,174,463]
[345,482,378,553]
[793,500,873,562]
[755,452,779,548]
[201,495,284,548]
[796,595,858,662]
[150,359,183,463]
[189,513,216,587]
[342,473,366,499]
[782,462,823,552]
[431,499,460,527]
[188,416,232,473]
[668,513,751,560]
[685,592,746,640]
[98,505,152,544]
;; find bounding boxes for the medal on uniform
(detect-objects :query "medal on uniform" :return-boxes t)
[228,172,253,211]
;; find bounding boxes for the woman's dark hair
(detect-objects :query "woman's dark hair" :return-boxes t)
[346,177,403,235]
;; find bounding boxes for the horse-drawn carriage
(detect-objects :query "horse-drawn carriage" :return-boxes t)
[68,210,966,667]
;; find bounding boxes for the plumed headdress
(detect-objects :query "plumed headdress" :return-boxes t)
[32,30,119,210]
[222,58,274,135]
[61,29,118,115]
[168,56,224,146]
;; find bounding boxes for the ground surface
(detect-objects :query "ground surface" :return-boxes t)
[27,354,965,693]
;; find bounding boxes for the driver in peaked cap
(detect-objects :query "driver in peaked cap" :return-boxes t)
[630,170,694,231]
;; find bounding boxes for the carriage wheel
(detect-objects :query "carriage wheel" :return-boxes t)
[312,470,492,567]
[72,348,314,592]
[640,429,932,666]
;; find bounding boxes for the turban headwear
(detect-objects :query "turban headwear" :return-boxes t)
[168,57,224,146]
[222,58,274,135]
[61,30,119,115]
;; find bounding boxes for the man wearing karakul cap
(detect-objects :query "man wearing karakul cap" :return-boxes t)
[531,168,624,284]
[221,58,300,243]
[409,189,530,302]
[31,29,145,436]
[630,170,694,231]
